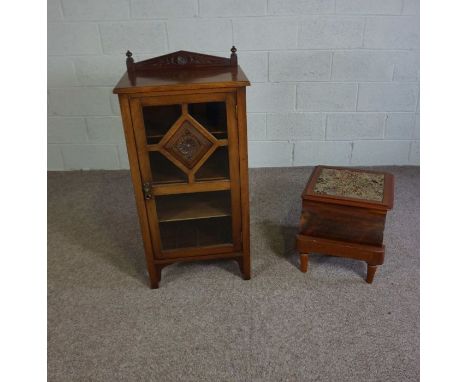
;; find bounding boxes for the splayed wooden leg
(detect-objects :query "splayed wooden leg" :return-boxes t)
[242,255,251,280]
[236,256,250,280]
[235,257,244,275]
[150,265,162,289]
[236,256,251,280]
[300,254,308,273]
[366,264,378,284]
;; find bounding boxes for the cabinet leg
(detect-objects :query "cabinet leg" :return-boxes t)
[236,256,251,280]
[242,256,251,280]
[300,254,308,273]
[150,265,162,289]
[366,264,378,284]
[235,257,243,274]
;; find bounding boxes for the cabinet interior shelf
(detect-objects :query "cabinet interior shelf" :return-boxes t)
[156,191,231,222]
[150,148,229,185]
[159,216,232,251]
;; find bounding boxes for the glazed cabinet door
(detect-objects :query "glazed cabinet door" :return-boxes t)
[129,92,242,259]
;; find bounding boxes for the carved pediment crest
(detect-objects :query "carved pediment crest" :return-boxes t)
[126,46,238,72]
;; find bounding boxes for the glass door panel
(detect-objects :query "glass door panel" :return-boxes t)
[143,100,230,186]
[195,146,229,181]
[159,217,232,251]
[155,191,232,250]
[142,104,181,144]
[188,102,228,139]
[130,93,241,257]
[156,191,231,222]
[149,151,187,184]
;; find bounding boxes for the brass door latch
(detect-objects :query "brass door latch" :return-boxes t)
[143,182,153,200]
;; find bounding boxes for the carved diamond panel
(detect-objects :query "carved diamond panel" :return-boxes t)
[163,120,213,169]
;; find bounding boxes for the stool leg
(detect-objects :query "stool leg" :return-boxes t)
[366,264,378,284]
[300,254,308,273]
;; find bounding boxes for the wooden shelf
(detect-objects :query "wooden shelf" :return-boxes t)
[149,147,229,185]
[196,147,229,181]
[159,216,232,250]
[188,102,227,135]
[149,152,187,184]
[211,131,228,139]
[143,104,181,144]
[152,180,231,196]
[156,191,231,222]
[146,132,164,143]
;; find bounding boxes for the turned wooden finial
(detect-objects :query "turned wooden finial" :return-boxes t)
[126,50,135,71]
[230,46,238,66]
[126,50,136,84]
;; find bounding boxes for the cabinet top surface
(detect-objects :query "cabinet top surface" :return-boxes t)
[114,66,250,94]
[113,48,250,94]
[302,166,394,210]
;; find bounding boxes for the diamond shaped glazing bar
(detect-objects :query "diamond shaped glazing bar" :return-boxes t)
[163,120,214,169]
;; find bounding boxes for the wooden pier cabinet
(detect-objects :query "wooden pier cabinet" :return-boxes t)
[113,47,251,288]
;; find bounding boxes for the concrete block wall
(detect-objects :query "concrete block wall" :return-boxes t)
[48,0,419,170]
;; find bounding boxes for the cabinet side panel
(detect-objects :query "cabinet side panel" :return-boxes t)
[118,94,157,283]
[236,87,251,276]
[226,93,242,251]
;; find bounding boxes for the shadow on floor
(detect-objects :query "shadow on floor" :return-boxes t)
[258,221,364,278]
[308,254,365,278]
[50,172,149,287]
[161,258,243,285]
[259,221,298,266]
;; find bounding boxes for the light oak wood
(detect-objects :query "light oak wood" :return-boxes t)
[117,94,159,288]
[152,180,231,196]
[114,48,251,288]
[139,92,228,107]
[154,251,242,264]
[236,87,251,280]
[226,93,242,251]
[127,87,238,99]
[114,66,249,95]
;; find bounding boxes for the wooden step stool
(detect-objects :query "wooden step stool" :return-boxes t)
[296,166,394,283]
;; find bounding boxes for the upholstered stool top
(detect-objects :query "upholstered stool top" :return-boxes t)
[302,166,394,210]
[313,167,385,201]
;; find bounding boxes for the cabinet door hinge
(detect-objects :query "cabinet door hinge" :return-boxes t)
[143,182,153,200]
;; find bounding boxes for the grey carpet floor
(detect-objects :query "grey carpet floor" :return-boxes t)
[48,166,419,382]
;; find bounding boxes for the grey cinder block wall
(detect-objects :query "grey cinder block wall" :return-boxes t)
[48,0,420,170]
